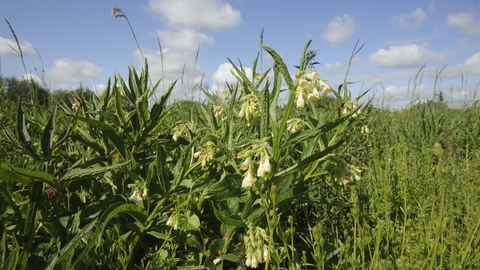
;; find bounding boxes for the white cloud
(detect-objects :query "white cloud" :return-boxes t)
[376,84,431,109]
[369,44,446,68]
[323,14,355,46]
[443,52,480,78]
[392,8,426,29]
[148,0,242,30]
[157,28,214,52]
[446,12,480,36]
[0,36,35,56]
[324,61,346,74]
[45,58,103,83]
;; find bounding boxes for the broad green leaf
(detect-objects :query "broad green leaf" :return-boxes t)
[185,213,200,231]
[202,174,242,200]
[213,208,246,228]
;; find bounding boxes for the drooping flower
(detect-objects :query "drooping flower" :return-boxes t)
[318,80,332,95]
[296,92,306,108]
[242,171,257,188]
[166,213,179,230]
[307,88,320,101]
[240,158,250,170]
[257,156,271,177]
[304,70,319,81]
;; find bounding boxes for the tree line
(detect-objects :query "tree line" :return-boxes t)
[0,76,94,107]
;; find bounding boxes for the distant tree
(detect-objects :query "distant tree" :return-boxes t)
[2,76,50,106]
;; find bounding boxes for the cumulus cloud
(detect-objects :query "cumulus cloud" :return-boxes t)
[392,7,426,29]
[45,58,103,83]
[446,12,480,36]
[443,52,480,78]
[369,44,446,68]
[324,61,346,75]
[148,0,242,30]
[157,28,214,52]
[323,14,356,46]
[0,36,35,56]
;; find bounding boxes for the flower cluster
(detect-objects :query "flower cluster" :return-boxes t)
[341,165,362,186]
[244,225,269,268]
[295,70,332,108]
[342,101,361,118]
[221,90,229,100]
[193,141,219,167]
[238,93,261,126]
[128,181,147,201]
[213,105,227,122]
[238,138,271,188]
[286,118,309,133]
[166,212,180,230]
[172,122,196,141]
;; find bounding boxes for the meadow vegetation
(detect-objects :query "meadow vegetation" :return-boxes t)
[1,16,480,270]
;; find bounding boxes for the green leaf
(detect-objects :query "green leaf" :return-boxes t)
[213,207,246,228]
[60,162,129,182]
[202,174,242,200]
[45,221,96,270]
[41,105,57,161]
[16,102,41,161]
[1,163,54,185]
[73,203,147,268]
[218,253,241,264]
[18,181,43,269]
[17,102,31,145]
[0,163,33,184]
[185,213,200,231]
[70,115,126,158]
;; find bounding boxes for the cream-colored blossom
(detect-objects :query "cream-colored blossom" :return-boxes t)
[242,171,256,188]
[307,88,320,101]
[296,93,305,108]
[318,80,332,94]
[304,71,319,80]
[240,158,250,170]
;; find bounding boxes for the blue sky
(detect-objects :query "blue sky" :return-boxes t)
[1,0,479,108]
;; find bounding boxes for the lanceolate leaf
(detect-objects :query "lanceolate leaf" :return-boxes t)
[73,203,147,268]
[60,162,129,182]
[1,162,55,185]
[0,163,33,184]
[41,105,57,161]
[16,102,41,161]
[70,115,126,158]
[45,221,97,270]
